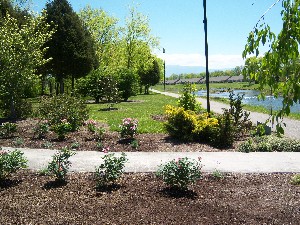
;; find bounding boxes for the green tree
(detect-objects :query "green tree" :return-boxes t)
[121,7,158,71]
[243,0,300,134]
[139,58,161,94]
[0,12,54,118]
[44,0,97,94]
[79,6,121,74]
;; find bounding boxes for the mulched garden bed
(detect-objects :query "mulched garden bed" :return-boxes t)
[0,171,299,224]
[0,118,241,152]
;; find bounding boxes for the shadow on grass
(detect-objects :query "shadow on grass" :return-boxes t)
[159,186,198,199]
[43,179,68,190]
[0,179,22,190]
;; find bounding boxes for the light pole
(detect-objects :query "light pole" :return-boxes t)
[163,48,166,91]
[203,0,210,114]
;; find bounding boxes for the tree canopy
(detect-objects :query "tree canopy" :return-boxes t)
[0,12,54,118]
[243,0,300,134]
[44,0,97,94]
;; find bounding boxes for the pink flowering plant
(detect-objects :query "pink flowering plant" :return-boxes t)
[119,118,138,139]
[52,119,72,140]
[156,157,202,190]
[85,119,97,133]
[46,148,76,182]
[95,152,128,188]
[85,120,105,140]
[0,148,28,180]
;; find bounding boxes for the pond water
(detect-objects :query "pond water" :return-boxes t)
[197,89,300,113]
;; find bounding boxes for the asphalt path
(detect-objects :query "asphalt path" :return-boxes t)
[151,89,300,140]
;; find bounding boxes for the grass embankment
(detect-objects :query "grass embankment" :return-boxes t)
[88,93,178,133]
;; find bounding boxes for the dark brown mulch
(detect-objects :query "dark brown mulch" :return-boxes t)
[0,171,299,224]
[0,118,239,152]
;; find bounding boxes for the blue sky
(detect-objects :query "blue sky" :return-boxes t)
[31,0,283,70]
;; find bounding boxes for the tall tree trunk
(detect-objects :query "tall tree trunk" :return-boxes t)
[9,96,16,119]
[59,77,64,94]
[49,80,53,96]
[41,75,46,96]
[71,75,75,96]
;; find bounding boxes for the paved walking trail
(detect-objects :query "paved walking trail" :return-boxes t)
[2,90,300,174]
[151,89,300,140]
[3,147,300,173]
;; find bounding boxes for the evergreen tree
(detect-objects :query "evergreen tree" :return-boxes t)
[139,59,160,94]
[44,0,97,94]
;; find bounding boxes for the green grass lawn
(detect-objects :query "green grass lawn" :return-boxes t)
[88,92,178,133]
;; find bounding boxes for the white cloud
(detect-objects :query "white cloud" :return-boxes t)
[157,53,245,69]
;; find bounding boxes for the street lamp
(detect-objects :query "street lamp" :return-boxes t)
[163,48,166,91]
[203,0,210,114]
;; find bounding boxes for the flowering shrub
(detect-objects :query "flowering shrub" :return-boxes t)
[238,135,300,152]
[0,149,28,180]
[119,118,138,139]
[33,120,49,139]
[85,119,97,133]
[52,119,72,140]
[38,94,88,131]
[164,105,218,142]
[47,148,76,181]
[85,119,105,140]
[0,122,17,138]
[95,152,128,188]
[156,157,202,190]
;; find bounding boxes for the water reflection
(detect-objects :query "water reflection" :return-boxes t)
[197,89,300,113]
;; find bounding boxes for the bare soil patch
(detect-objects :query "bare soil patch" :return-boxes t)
[0,119,239,152]
[0,171,299,224]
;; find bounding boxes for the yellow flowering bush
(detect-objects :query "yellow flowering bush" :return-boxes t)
[164,105,219,142]
[164,105,198,141]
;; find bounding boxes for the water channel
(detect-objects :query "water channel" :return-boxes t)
[197,89,300,113]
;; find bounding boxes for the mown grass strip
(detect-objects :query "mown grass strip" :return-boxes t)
[88,92,178,133]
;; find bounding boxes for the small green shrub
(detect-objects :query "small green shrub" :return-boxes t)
[37,94,88,131]
[47,148,76,181]
[238,135,300,152]
[131,139,139,149]
[238,139,254,153]
[42,141,53,149]
[211,169,224,180]
[178,83,202,112]
[0,149,28,180]
[51,119,73,140]
[95,153,128,187]
[85,120,105,140]
[70,142,80,150]
[13,137,24,147]
[164,105,199,141]
[156,157,202,190]
[291,174,300,185]
[119,118,138,139]
[164,105,218,142]
[209,110,235,148]
[33,120,49,139]
[0,122,17,138]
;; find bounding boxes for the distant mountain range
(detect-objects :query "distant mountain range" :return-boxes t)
[164,65,233,77]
